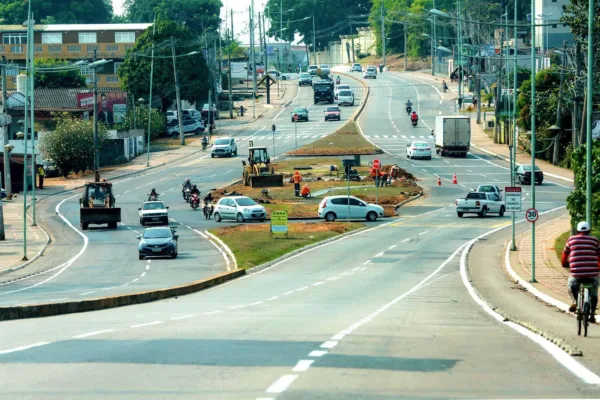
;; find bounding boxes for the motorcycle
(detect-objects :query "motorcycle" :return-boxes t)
[411,119,418,127]
[406,106,412,115]
[203,201,214,219]
[147,193,159,201]
[190,193,200,210]
[182,187,191,202]
[202,141,207,151]
[335,78,341,85]
[442,83,448,93]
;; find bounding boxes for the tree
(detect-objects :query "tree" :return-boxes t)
[0,0,113,24]
[566,141,600,230]
[118,20,211,112]
[34,59,86,89]
[117,105,165,141]
[124,0,222,35]
[40,114,108,177]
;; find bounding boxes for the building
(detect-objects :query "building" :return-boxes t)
[0,23,151,90]
[534,0,574,55]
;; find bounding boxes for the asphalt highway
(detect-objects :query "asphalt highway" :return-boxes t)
[0,71,593,400]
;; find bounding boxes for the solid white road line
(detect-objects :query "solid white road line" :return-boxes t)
[130,321,163,328]
[0,342,50,355]
[170,314,196,321]
[72,329,116,339]
[321,341,338,349]
[80,291,95,296]
[266,375,298,394]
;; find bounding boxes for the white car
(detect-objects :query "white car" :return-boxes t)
[351,63,362,72]
[167,118,205,137]
[166,110,177,124]
[319,64,330,74]
[214,196,267,223]
[308,65,318,75]
[406,141,432,160]
[211,137,238,158]
[138,201,169,226]
[337,90,354,106]
[364,66,377,79]
[334,84,351,99]
[318,195,384,222]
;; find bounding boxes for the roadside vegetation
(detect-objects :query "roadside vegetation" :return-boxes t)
[210,222,365,269]
[288,120,380,156]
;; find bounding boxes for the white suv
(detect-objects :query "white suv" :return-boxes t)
[337,90,354,106]
[318,195,384,222]
[138,201,169,226]
[214,196,267,222]
[211,137,238,158]
[167,119,205,137]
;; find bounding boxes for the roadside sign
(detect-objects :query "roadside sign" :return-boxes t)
[271,124,276,132]
[293,114,298,121]
[373,159,381,170]
[504,186,522,212]
[270,210,288,236]
[525,208,538,223]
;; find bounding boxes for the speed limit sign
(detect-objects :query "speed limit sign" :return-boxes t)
[526,208,538,223]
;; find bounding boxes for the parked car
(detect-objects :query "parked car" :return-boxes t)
[337,90,354,106]
[41,159,59,177]
[455,191,505,218]
[213,196,267,222]
[211,137,238,158]
[201,103,220,122]
[324,106,341,121]
[291,107,309,122]
[138,201,169,226]
[351,63,362,72]
[318,195,384,222]
[138,226,178,260]
[364,66,377,79]
[166,110,177,124]
[334,84,351,99]
[167,118,205,137]
[319,64,331,75]
[266,69,280,77]
[515,164,543,185]
[406,141,432,159]
[182,109,201,120]
[298,73,313,86]
[308,65,318,75]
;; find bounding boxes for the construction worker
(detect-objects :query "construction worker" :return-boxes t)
[37,165,45,189]
[292,171,303,197]
[301,184,311,198]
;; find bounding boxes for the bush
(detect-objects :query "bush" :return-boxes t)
[566,140,600,229]
[116,105,165,141]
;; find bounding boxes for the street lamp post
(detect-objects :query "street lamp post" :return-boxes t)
[530,0,537,282]
[585,0,594,228]
[146,16,156,167]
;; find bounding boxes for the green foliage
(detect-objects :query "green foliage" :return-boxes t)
[34,59,86,89]
[224,40,246,59]
[118,20,211,111]
[566,141,600,229]
[0,0,113,24]
[40,114,108,177]
[124,0,221,35]
[117,105,165,141]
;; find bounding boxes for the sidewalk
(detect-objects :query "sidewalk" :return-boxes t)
[0,201,49,274]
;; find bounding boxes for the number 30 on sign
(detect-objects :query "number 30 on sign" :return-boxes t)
[526,208,538,223]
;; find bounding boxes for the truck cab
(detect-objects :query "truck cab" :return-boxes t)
[455,191,505,218]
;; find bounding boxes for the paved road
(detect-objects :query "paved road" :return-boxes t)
[0,71,594,400]
[0,77,363,306]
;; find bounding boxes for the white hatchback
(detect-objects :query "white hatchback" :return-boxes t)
[318,195,384,222]
[335,84,351,99]
[406,141,432,160]
[214,196,267,223]
[337,90,355,106]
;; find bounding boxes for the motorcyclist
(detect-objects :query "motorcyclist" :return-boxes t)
[182,178,192,191]
[411,111,418,125]
[201,136,208,150]
[203,192,213,204]
[190,184,201,196]
[335,75,341,85]
[442,80,448,93]
[405,100,413,113]
[148,188,159,201]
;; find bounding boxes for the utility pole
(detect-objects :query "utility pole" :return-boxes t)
[146,16,156,166]
[228,10,234,119]
[552,41,567,166]
[456,0,462,113]
[530,0,537,282]
[171,37,185,146]
[404,22,408,71]
[1,57,12,199]
[350,17,355,63]
[93,49,100,180]
[432,0,436,76]
[21,6,32,261]
[258,12,264,72]
[380,4,386,70]
[312,15,316,64]
[29,13,36,226]
[250,2,257,119]
[263,12,269,71]
[585,0,594,228]
[510,0,518,251]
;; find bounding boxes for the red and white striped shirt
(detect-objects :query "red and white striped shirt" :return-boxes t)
[562,234,600,278]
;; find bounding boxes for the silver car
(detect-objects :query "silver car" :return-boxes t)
[214,196,267,223]
[363,67,377,79]
[211,137,238,158]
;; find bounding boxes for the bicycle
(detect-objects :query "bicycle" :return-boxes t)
[577,281,595,337]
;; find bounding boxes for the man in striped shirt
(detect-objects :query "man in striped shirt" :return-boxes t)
[562,221,600,321]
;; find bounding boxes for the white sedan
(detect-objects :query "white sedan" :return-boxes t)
[214,196,267,223]
[406,141,432,160]
[318,195,384,222]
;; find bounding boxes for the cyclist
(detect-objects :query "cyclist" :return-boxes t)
[561,221,600,321]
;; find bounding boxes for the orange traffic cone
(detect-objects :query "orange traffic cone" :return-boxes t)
[437,176,442,186]
[452,173,458,184]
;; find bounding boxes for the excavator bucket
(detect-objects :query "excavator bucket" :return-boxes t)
[249,174,284,188]
[80,207,122,225]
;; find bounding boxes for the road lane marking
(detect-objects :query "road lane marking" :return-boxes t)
[282,290,294,295]
[321,341,338,349]
[401,238,410,243]
[296,286,309,291]
[292,360,314,372]
[266,375,298,394]
[332,333,345,340]
[249,301,264,306]
[146,265,150,270]
[204,310,223,315]
[312,282,324,286]
[375,252,385,257]
[130,321,163,328]
[140,272,146,277]
[72,329,115,339]
[266,296,279,301]
[132,278,139,283]
[0,342,50,355]
[80,291,95,296]
[309,350,327,357]
[364,260,372,264]
[419,231,429,236]
[170,314,196,320]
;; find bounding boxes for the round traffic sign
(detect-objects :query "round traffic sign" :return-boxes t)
[526,208,538,223]
[293,114,299,121]
[373,159,381,169]
[271,124,276,132]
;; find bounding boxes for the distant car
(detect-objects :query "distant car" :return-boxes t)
[166,110,177,124]
[266,69,280,77]
[42,159,59,177]
[138,201,169,226]
[319,64,330,75]
[324,106,341,121]
[138,226,178,260]
[211,137,237,158]
[167,118,204,137]
[308,65,318,75]
[182,108,201,120]
[202,103,220,122]
[475,184,503,199]
[213,196,267,223]
[291,107,309,122]
[318,195,384,222]
[334,84,351,99]
[364,66,377,79]
[515,164,543,185]
[337,90,354,106]
[406,141,432,159]
[351,63,362,72]
[298,73,312,86]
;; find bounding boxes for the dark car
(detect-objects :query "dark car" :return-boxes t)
[324,106,341,121]
[291,107,309,122]
[298,73,312,86]
[138,227,178,260]
[515,165,543,185]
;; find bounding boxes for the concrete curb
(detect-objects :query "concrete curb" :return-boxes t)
[205,230,238,271]
[245,226,369,275]
[394,193,423,214]
[0,269,246,321]
[0,221,51,277]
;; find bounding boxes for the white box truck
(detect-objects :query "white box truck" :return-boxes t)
[435,116,471,157]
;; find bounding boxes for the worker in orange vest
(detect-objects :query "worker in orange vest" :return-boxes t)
[300,184,311,198]
[292,171,303,196]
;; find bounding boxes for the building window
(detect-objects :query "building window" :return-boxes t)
[34,45,43,52]
[81,67,93,75]
[87,44,99,53]
[5,68,19,76]
[106,44,119,52]
[106,75,119,83]
[42,33,63,44]
[78,32,97,44]
[11,45,24,53]
[124,44,134,51]
[0,46,4,53]
[11,77,16,84]
[48,45,62,52]
[113,62,123,74]
[3,33,27,44]
[115,32,135,43]
[552,24,557,28]
[68,45,82,52]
